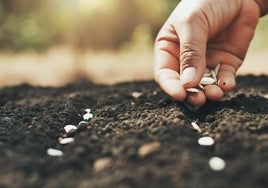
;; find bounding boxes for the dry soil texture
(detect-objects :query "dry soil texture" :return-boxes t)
[0,75,268,188]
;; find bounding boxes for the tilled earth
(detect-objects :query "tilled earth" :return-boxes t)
[0,75,268,188]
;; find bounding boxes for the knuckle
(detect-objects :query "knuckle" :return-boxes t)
[180,43,201,67]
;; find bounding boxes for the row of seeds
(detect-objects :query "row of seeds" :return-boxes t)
[191,121,226,171]
[47,108,93,157]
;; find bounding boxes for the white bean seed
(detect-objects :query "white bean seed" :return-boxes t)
[200,77,216,85]
[198,136,214,146]
[83,113,93,121]
[64,125,77,133]
[209,157,226,171]
[186,88,200,93]
[47,148,63,156]
[59,137,74,145]
[191,122,202,133]
[85,109,91,113]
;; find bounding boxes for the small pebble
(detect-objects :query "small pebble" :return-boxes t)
[191,122,202,133]
[59,137,74,144]
[64,125,77,133]
[209,157,226,171]
[93,158,112,172]
[132,91,143,99]
[198,136,214,146]
[138,141,161,158]
[83,113,93,121]
[47,148,63,156]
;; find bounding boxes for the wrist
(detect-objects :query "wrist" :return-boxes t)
[255,0,268,16]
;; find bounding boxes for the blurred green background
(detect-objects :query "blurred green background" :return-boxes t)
[0,0,267,87]
[0,0,267,52]
[0,0,179,52]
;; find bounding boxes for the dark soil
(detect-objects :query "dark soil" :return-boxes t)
[0,75,268,188]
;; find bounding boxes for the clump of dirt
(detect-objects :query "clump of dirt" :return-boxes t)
[0,75,267,188]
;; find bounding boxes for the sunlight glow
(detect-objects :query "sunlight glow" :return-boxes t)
[77,0,114,12]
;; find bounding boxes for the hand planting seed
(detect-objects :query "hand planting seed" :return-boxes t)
[186,64,220,93]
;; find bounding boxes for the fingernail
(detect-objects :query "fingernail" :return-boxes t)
[181,67,196,85]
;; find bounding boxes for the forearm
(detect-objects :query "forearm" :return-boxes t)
[255,0,268,16]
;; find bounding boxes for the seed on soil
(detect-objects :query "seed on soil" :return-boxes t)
[83,113,93,121]
[59,137,74,145]
[209,157,226,171]
[200,77,216,85]
[191,122,202,133]
[93,158,112,172]
[138,141,161,158]
[64,125,77,133]
[78,121,88,126]
[132,91,143,99]
[47,148,63,156]
[198,136,214,146]
[85,108,91,113]
[186,88,200,93]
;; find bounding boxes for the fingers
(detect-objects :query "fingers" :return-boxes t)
[155,69,187,100]
[206,49,242,91]
[154,25,187,101]
[174,3,208,88]
[217,64,236,91]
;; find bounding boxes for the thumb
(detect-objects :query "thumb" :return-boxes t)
[176,13,208,88]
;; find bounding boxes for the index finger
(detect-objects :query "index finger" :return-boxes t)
[154,24,187,101]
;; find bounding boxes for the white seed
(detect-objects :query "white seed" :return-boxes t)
[211,70,217,83]
[138,141,161,158]
[191,122,202,133]
[198,83,205,90]
[198,136,214,146]
[209,157,226,171]
[264,94,268,99]
[200,77,216,85]
[47,148,63,156]
[59,137,74,144]
[78,121,88,126]
[186,88,200,93]
[214,64,220,75]
[132,91,143,99]
[64,125,77,133]
[83,113,93,121]
[85,108,91,113]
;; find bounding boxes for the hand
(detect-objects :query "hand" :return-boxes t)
[154,0,261,106]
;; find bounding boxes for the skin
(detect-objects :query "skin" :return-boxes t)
[154,0,268,106]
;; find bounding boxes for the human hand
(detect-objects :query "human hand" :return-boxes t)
[154,0,261,106]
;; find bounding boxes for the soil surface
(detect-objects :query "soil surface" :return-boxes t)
[0,75,268,188]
